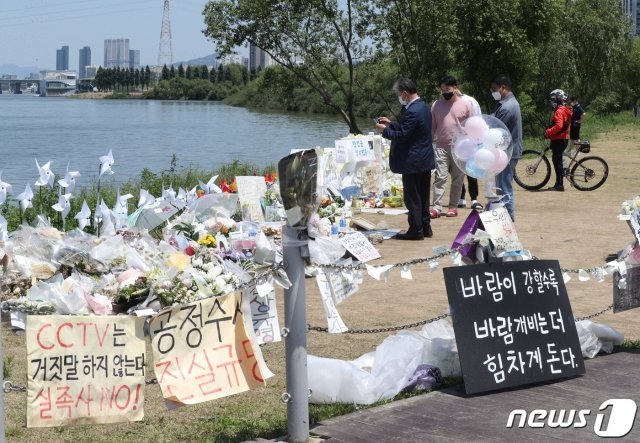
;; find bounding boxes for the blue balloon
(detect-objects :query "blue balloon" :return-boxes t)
[465,159,487,179]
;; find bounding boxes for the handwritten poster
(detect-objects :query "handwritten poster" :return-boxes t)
[149,291,267,407]
[315,271,349,333]
[245,283,282,345]
[443,260,585,394]
[334,137,375,163]
[236,176,267,222]
[27,315,146,427]
[362,165,382,194]
[325,259,359,305]
[339,231,381,263]
[479,207,523,254]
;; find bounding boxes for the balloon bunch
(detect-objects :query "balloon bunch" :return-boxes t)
[452,115,513,179]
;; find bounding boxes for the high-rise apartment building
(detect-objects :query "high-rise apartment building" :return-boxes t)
[56,46,69,70]
[249,43,272,71]
[104,38,130,68]
[622,0,640,35]
[79,46,91,79]
[129,50,140,69]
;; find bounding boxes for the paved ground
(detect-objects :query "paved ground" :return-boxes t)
[311,350,640,442]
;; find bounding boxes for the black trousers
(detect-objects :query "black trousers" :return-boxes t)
[550,139,568,187]
[460,176,478,200]
[402,170,432,234]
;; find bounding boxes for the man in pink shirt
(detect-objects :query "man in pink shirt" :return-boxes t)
[430,76,475,218]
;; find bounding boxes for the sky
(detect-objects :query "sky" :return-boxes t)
[0,0,232,70]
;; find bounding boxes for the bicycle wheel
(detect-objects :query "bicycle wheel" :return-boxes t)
[514,149,552,190]
[569,156,608,191]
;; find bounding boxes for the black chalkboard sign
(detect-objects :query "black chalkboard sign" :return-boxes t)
[613,266,640,313]
[443,260,585,395]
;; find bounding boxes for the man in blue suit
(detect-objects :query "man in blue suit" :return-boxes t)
[376,78,435,240]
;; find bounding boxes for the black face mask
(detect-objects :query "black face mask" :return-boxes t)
[442,92,454,100]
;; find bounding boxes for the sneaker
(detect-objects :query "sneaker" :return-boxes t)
[457,199,467,208]
[471,200,483,211]
[429,208,440,218]
[446,208,458,217]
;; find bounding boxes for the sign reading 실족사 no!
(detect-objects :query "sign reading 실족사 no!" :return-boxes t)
[443,260,585,395]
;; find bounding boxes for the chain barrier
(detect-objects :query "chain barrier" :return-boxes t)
[315,241,474,272]
[308,313,449,334]
[3,381,27,393]
[575,304,614,321]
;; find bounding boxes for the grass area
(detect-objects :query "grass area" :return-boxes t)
[522,111,638,151]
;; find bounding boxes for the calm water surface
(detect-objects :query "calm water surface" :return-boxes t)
[0,94,348,190]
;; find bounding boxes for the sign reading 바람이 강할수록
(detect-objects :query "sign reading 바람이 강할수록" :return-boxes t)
[26,315,146,428]
[443,260,585,395]
[613,265,640,313]
[149,290,268,407]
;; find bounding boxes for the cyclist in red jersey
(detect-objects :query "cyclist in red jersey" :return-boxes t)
[544,89,573,191]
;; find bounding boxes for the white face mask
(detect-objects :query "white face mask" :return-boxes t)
[398,95,409,106]
[491,90,502,101]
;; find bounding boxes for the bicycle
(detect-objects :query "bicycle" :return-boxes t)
[514,140,609,191]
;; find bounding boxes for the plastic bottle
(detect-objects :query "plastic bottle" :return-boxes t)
[339,216,347,233]
[331,223,339,239]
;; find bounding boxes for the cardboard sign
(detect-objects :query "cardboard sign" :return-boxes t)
[325,259,359,305]
[150,291,267,407]
[613,266,640,313]
[362,165,382,194]
[315,271,349,333]
[245,283,282,345]
[236,176,267,222]
[443,260,585,395]
[27,316,146,427]
[339,231,381,263]
[479,207,523,254]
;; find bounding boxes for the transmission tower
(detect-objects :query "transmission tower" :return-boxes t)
[157,0,173,68]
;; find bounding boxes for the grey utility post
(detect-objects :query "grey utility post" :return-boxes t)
[278,149,318,443]
[283,226,310,442]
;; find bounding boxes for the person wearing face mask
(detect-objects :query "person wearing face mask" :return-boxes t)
[430,75,475,218]
[544,89,573,192]
[376,78,434,240]
[490,75,522,222]
[456,86,483,211]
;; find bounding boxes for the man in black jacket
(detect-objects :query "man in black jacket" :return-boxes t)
[376,78,435,240]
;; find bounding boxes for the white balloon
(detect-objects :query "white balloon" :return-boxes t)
[481,128,505,150]
[464,116,489,139]
[474,147,495,170]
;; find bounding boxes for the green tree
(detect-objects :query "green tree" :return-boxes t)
[186,65,193,79]
[178,64,185,78]
[203,0,373,133]
[170,65,176,79]
[242,66,249,84]
[217,63,224,82]
[161,64,170,80]
[145,65,151,90]
[209,66,217,83]
[200,65,209,79]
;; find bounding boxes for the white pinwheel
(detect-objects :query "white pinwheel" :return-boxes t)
[138,188,155,208]
[99,149,115,176]
[58,162,81,192]
[17,184,34,211]
[52,192,74,220]
[0,171,12,205]
[34,159,55,188]
[162,184,177,201]
[75,200,91,230]
[0,214,7,242]
[113,189,134,216]
[176,187,187,202]
[201,175,222,194]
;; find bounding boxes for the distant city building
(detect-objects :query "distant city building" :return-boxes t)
[1,74,17,80]
[129,49,140,69]
[622,0,640,35]
[84,65,100,79]
[104,38,130,68]
[56,45,69,70]
[79,46,91,79]
[217,54,249,70]
[39,71,76,96]
[249,43,273,71]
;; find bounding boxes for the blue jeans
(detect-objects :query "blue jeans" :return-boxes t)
[495,158,519,222]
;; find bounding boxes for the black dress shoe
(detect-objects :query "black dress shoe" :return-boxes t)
[395,231,424,240]
[423,225,433,238]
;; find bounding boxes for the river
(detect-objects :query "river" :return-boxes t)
[0,94,349,190]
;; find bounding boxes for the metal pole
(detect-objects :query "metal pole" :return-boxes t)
[283,225,309,443]
[1,314,5,443]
